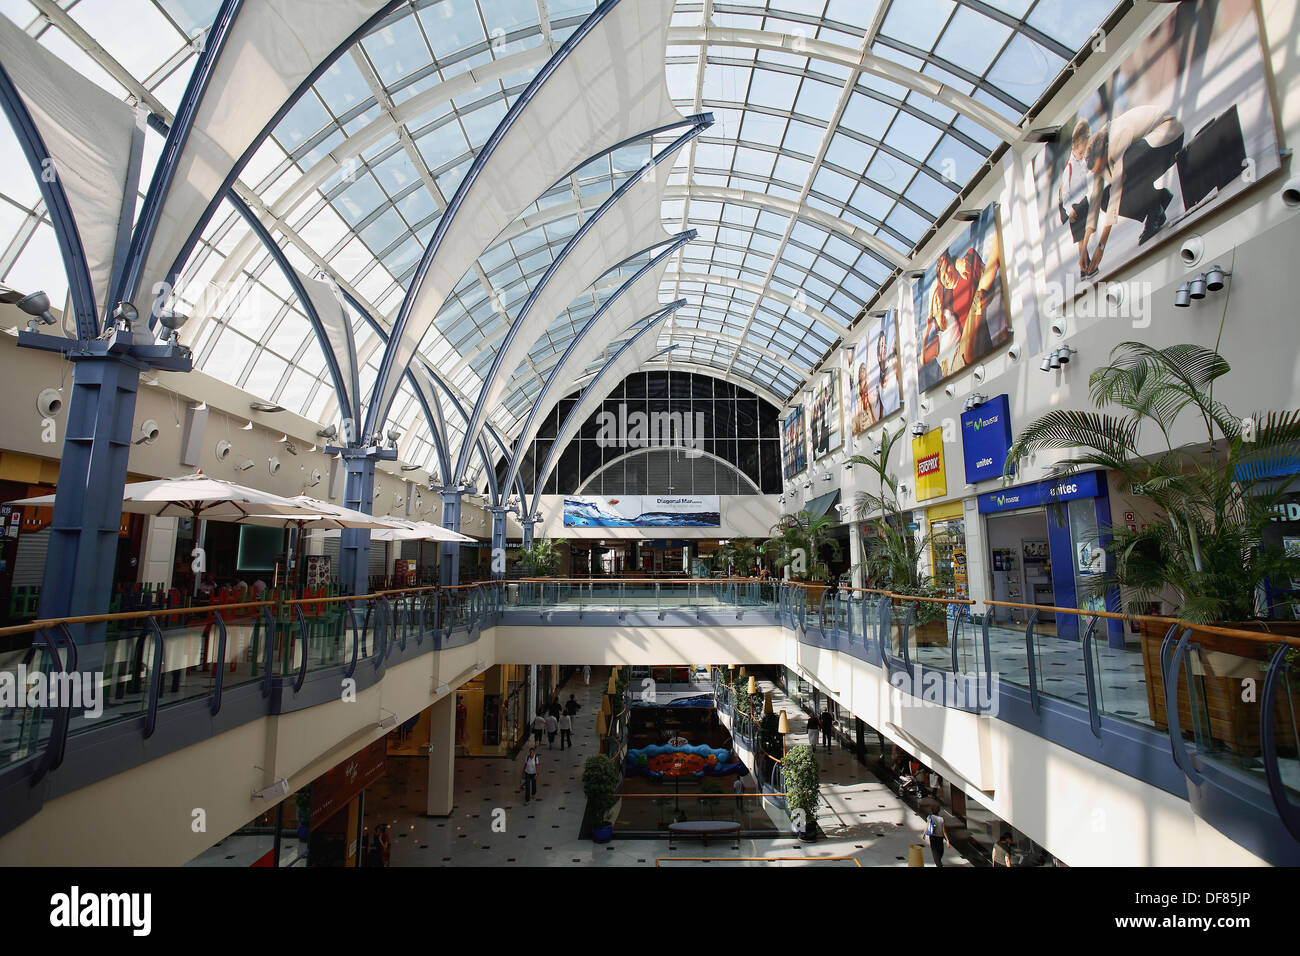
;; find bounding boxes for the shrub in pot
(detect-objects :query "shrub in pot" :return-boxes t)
[583,753,619,842]
[782,743,820,840]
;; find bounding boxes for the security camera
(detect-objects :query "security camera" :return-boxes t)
[1050,318,1067,338]
[316,423,337,439]
[1281,176,1300,207]
[134,419,160,445]
[268,457,281,475]
[972,365,986,385]
[1179,234,1204,267]
[216,440,232,461]
[943,384,955,399]
[36,388,62,418]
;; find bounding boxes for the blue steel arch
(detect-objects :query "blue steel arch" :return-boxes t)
[527,314,681,518]
[155,0,408,327]
[501,230,695,495]
[451,115,710,484]
[364,0,625,441]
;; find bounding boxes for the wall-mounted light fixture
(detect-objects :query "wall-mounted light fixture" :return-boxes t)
[911,421,926,437]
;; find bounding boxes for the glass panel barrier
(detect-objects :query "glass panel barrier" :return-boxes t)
[1088,619,1154,728]
[0,643,54,764]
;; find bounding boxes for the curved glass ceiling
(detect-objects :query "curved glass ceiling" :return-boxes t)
[0,0,1118,490]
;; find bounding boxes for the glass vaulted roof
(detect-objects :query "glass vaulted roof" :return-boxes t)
[0,0,1117,490]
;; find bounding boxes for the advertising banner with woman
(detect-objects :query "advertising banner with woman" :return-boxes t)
[848,309,902,434]
[782,405,807,480]
[913,204,1009,393]
[810,374,842,460]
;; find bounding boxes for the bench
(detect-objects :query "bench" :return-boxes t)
[668,820,742,847]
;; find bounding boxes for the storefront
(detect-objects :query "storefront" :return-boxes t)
[452,664,531,757]
[927,501,967,599]
[977,470,1122,644]
[302,738,387,867]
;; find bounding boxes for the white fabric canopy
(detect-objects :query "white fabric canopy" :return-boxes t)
[295,268,361,428]
[140,0,389,304]
[320,518,472,543]
[368,0,681,433]
[531,321,675,504]
[0,14,137,319]
[459,165,674,472]
[9,473,309,521]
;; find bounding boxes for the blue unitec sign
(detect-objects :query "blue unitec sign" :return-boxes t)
[977,469,1105,514]
[961,393,1013,484]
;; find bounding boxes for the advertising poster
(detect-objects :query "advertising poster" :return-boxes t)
[810,374,842,460]
[960,393,1014,484]
[913,204,1010,392]
[781,405,807,480]
[847,309,902,434]
[563,495,721,528]
[912,429,947,503]
[1033,0,1279,291]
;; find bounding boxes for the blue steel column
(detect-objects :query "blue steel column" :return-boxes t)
[330,445,395,595]
[37,355,143,656]
[440,489,463,587]
[488,506,508,579]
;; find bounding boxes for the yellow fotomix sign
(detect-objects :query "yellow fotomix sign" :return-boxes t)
[912,428,947,502]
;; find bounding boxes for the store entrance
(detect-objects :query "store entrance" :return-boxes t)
[985,509,1054,632]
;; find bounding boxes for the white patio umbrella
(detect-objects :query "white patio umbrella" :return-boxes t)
[319,517,474,543]
[8,472,310,522]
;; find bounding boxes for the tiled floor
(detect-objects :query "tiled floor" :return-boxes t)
[365,668,968,867]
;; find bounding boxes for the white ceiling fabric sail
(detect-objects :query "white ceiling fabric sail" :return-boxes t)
[368,0,682,434]
[139,0,390,304]
[0,14,137,319]
[503,260,670,489]
[463,167,673,463]
[294,268,360,431]
[531,324,673,505]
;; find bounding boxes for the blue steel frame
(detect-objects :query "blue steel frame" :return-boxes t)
[527,321,681,519]
[0,59,99,338]
[229,191,357,430]
[452,117,710,484]
[501,230,695,495]
[365,0,623,440]
[157,1,408,318]
[115,0,244,310]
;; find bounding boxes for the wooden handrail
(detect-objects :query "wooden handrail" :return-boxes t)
[0,600,276,637]
[513,576,764,585]
[655,856,860,867]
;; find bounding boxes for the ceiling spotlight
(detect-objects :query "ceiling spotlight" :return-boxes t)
[236,459,255,471]
[249,402,285,413]
[1056,347,1076,365]
[386,428,402,443]
[17,290,56,330]
[821,472,832,481]
[316,424,337,439]
[1173,283,1191,308]
[778,495,786,504]
[944,384,955,399]
[156,308,188,343]
[400,464,420,472]
[1188,274,1207,300]
[1205,264,1230,292]
[843,458,853,470]
[1025,125,1062,143]
[972,364,986,385]
[112,301,138,331]
[268,457,281,475]
[1040,356,1052,372]
[953,208,982,222]
[305,468,322,488]
[803,480,812,490]
[1049,352,1062,370]
[216,440,232,461]
[36,388,62,418]
[906,268,926,280]
[242,420,254,430]
[911,421,925,437]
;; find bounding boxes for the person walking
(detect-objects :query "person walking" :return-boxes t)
[733,776,744,813]
[564,693,580,716]
[819,705,834,752]
[583,664,591,684]
[806,711,819,750]
[545,712,558,749]
[522,747,539,804]
[377,823,391,868]
[558,711,572,750]
[549,696,562,719]
[531,712,545,747]
[925,809,946,867]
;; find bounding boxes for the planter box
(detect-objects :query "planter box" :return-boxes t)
[914,619,949,648]
[1141,619,1299,755]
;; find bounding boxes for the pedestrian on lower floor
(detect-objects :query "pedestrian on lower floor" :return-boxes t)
[532,712,545,746]
[583,664,591,684]
[733,776,744,812]
[926,810,946,867]
[523,748,539,803]
[545,712,558,748]
[819,706,834,751]
[558,712,572,749]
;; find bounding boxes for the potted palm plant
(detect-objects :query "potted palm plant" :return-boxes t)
[1005,342,1300,751]
[514,537,566,577]
[767,511,841,607]
[848,426,948,645]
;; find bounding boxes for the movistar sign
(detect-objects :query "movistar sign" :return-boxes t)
[978,469,1105,513]
[960,394,1013,484]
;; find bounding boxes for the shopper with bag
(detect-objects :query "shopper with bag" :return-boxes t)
[522,747,539,804]
[925,810,946,867]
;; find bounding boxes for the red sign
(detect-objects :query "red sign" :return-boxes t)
[309,738,387,828]
[916,453,941,476]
